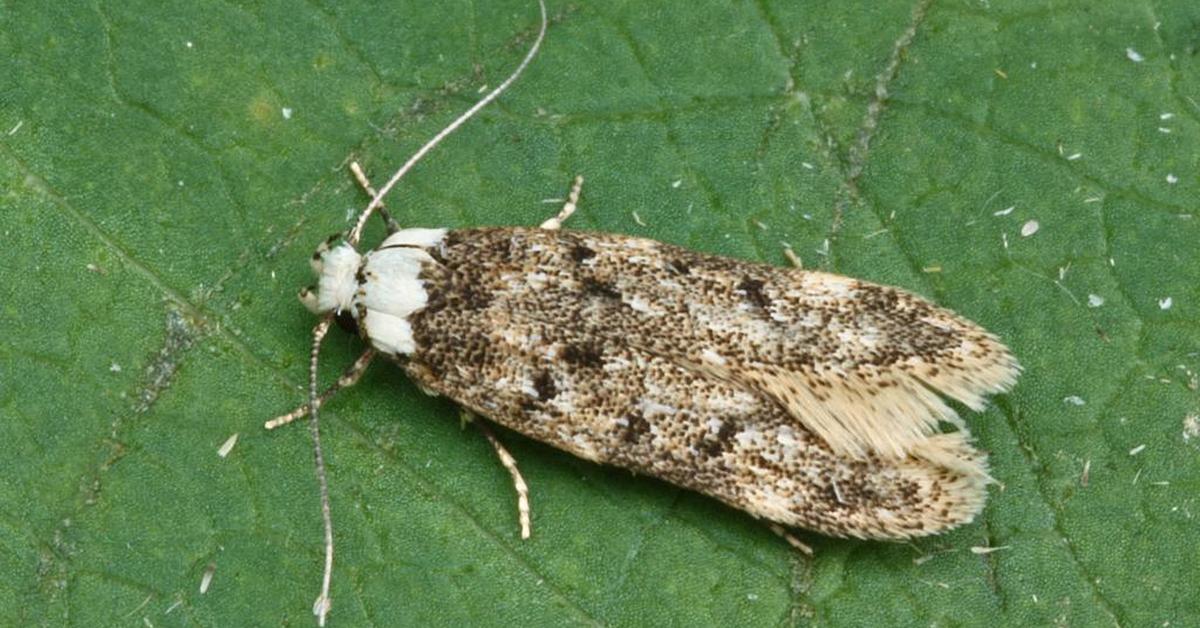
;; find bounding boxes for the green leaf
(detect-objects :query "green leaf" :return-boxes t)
[3,0,1198,625]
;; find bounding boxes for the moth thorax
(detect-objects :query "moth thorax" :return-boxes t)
[300,228,447,357]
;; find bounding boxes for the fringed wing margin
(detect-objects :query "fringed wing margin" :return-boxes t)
[405,294,989,539]
[427,228,1019,476]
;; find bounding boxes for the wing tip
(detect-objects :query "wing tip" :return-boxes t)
[844,444,992,541]
[765,329,1021,465]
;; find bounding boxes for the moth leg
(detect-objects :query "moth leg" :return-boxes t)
[349,161,401,235]
[539,175,584,230]
[265,349,376,430]
[467,413,532,539]
[768,523,814,555]
[781,242,803,269]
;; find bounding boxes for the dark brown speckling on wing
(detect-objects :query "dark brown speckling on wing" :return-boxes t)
[397,227,1019,539]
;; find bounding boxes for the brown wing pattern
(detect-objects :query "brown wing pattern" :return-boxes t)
[394,227,1017,538]
[423,228,1018,464]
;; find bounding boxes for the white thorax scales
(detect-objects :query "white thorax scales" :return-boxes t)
[301,227,447,356]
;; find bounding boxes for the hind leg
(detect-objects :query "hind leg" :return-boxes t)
[463,411,532,539]
[539,175,584,230]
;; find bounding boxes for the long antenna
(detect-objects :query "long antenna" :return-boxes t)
[307,315,335,626]
[348,0,549,247]
[305,2,550,624]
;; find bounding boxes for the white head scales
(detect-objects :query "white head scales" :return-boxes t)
[293,1,548,625]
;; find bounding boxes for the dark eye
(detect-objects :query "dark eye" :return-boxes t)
[334,309,360,335]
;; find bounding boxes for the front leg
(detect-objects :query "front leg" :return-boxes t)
[266,350,376,429]
[349,161,402,234]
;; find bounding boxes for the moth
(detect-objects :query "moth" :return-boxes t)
[267,1,1020,624]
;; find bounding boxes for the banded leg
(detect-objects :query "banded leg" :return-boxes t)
[539,175,584,230]
[769,523,814,555]
[466,413,532,539]
[266,350,376,429]
[782,242,803,269]
[349,161,401,234]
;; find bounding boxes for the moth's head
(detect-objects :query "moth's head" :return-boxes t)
[300,234,361,322]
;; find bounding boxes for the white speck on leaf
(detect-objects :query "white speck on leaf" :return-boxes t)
[801,162,814,170]
[1159,297,1173,310]
[1021,220,1039,237]
[1066,152,1082,161]
[218,433,239,458]
[200,563,216,593]
[994,206,1015,216]
[1166,173,1178,184]
[1126,47,1144,62]
[1129,444,1146,456]
[110,362,122,373]
[1064,395,1086,406]
[1158,127,1172,134]
[282,107,293,120]
[671,179,682,188]
[1087,294,1105,308]
[1160,112,1175,120]
[1183,414,1200,442]
[7,120,23,135]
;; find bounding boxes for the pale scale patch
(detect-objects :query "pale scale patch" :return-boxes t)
[379,227,447,249]
[570,433,600,461]
[357,247,432,317]
[775,425,799,448]
[735,426,764,448]
[702,388,758,414]
[350,243,440,356]
[701,348,727,366]
[525,272,550,290]
[625,294,663,316]
[748,486,799,522]
[603,357,632,372]
[315,245,361,313]
[640,399,678,417]
[361,310,416,355]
